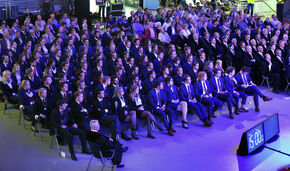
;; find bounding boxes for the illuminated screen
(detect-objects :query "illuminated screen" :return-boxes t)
[264,114,279,142]
[246,123,265,154]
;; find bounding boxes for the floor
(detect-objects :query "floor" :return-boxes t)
[0,87,290,171]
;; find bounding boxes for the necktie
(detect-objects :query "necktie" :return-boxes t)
[217,78,222,93]
[202,82,208,94]
[42,98,47,107]
[242,74,248,85]
[187,85,192,99]
[157,91,162,107]
[34,68,38,76]
[231,77,235,88]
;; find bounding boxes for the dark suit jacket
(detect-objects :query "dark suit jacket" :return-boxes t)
[148,89,167,110]
[209,77,226,96]
[18,89,35,106]
[164,85,180,103]
[179,84,196,102]
[70,100,91,125]
[235,73,252,89]
[51,109,75,130]
[224,76,237,92]
[0,81,18,96]
[91,97,112,120]
[194,80,212,99]
[34,96,54,117]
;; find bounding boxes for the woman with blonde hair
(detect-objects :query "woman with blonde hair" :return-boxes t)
[113,86,139,140]
[11,63,23,86]
[18,80,35,121]
[127,85,163,139]
[1,70,19,104]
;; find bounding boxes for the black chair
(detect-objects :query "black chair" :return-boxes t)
[260,75,270,89]
[50,128,82,156]
[86,141,115,171]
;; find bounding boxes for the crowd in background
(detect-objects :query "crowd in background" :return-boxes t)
[0,1,289,163]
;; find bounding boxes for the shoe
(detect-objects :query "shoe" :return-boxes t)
[117,164,125,168]
[121,132,132,141]
[24,115,32,121]
[30,126,38,132]
[208,119,213,125]
[203,120,212,127]
[167,129,174,136]
[170,127,176,133]
[182,120,189,129]
[131,134,139,140]
[229,113,234,119]
[263,96,272,102]
[147,134,156,139]
[237,108,244,113]
[240,107,249,112]
[82,149,92,154]
[157,125,163,132]
[211,112,216,118]
[255,107,260,112]
[234,108,240,115]
[121,146,129,153]
[71,154,77,161]
[272,89,279,94]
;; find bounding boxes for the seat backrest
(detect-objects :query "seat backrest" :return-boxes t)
[88,141,102,158]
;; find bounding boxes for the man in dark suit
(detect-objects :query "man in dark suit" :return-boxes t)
[51,100,91,161]
[86,120,127,168]
[194,72,223,119]
[164,76,189,128]
[200,21,210,37]
[153,51,165,76]
[173,67,184,87]
[209,69,241,119]
[40,76,57,102]
[143,70,157,94]
[0,54,13,72]
[91,88,131,141]
[224,67,248,112]
[55,82,73,105]
[242,45,259,81]
[149,80,175,136]
[271,49,288,91]
[235,66,272,112]
[70,91,91,131]
[33,88,53,131]
[179,75,212,127]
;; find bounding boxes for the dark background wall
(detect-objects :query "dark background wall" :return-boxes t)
[0,0,68,13]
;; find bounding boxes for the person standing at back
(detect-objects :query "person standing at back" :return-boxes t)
[247,0,255,16]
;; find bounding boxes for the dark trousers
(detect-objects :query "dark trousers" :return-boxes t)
[100,115,122,139]
[277,4,284,21]
[231,91,248,106]
[244,86,265,107]
[153,107,173,129]
[111,140,123,165]
[23,104,34,118]
[270,72,287,90]
[187,101,207,120]
[247,4,254,16]
[79,120,91,131]
[58,127,88,155]
[200,97,223,117]
[98,5,105,19]
[8,95,19,104]
[216,92,237,113]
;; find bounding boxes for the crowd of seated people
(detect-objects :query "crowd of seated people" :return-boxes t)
[0,1,289,164]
